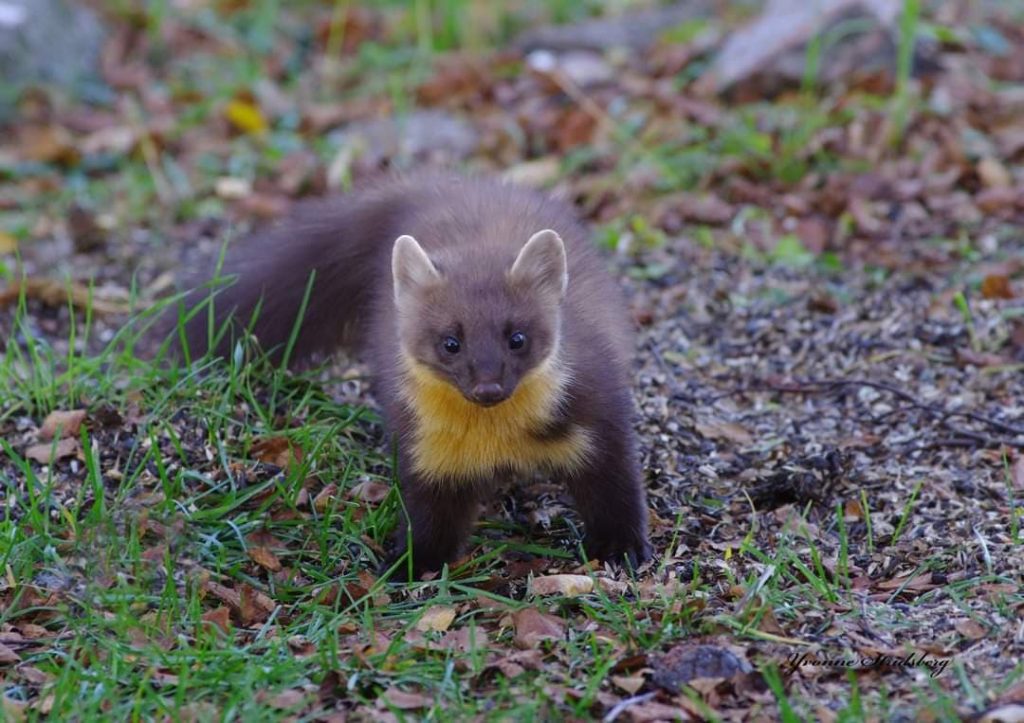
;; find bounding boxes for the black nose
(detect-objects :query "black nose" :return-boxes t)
[471,382,507,405]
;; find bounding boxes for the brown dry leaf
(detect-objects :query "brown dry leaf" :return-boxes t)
[251,436,302,469]
[437,626,489,653]
[0,278,128,316]
[978,157,1012,188]
[314,483,339,512]
[2,697,28,722]
[625,700,693,721]
[977,704,1024,723]
[415,605,457,633]
[1012,456,1024,491]
[68,204,106,253]
[976,187,1019,213]
[552,107,598,152]
[203,580,242,610]
[24,437,80,464]
[19,125,79,165]
[201,606,232,634]
[248,546,282,572]
[18,624,48,640]
[381,687,433,710]
[875,573,937,593]
[214,176,252,200]
[954,619,987,640]
[981,274,1016,300]
[529,574,595,597]
[415,55,490,106]
[844,498,864,520]
[239,583,276,626]
[18,666,49,685]
[665,193,735,225]
[695,420,753,446]
[0,642,21,664]
[266,689,306,710]
[611,674,646,694]
[349,480,391,503]
[596,577,630,596]
[513,607,565,649]
[956,348,1012,369]
[39,409,87,441]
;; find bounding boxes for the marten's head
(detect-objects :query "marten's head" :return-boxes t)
[392,229,566,407]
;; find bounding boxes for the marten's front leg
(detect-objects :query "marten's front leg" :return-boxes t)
[564,422,651,569]
[387,461,481,580]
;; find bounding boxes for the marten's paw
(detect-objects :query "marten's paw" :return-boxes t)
[586,531,653,573]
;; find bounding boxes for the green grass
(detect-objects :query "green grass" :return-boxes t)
[3,286,1020,719]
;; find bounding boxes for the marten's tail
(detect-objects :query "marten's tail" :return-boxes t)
[157,185,406,367]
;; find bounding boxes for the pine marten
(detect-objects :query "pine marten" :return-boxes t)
[168,173,651,578]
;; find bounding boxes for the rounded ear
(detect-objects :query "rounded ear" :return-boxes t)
[508,229,568,299]
[392,235,441,303]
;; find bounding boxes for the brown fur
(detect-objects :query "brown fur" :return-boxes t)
[166,172,651,577]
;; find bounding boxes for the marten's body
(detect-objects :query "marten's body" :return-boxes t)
[172,173,651,576]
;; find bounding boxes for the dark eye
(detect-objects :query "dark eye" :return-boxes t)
[509,331,526,350]
[442,336,461,354]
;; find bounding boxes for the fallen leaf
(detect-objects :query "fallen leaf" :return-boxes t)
[954,619,987,640]
[266,689,306,710]
[19,124,79,165]
[239,583,276,626]
[0,231,17,254]
[875,573,937,593]
[529,574,595,597]
[956,348,1012,368]
[381,687,432,710]
[981,274,1015,300]
[0,642,21,664]
[17,666,49,685]
[349,480,391,503]
[215,176,253,200]
[695,420,753,446]
[201,606,232,634]
[978,704,1024,723]
[313,483,338,512]
[976,187,1019,213]
[660,192,735,225]
[24,437,80,464]
[415,605,456,633]
[39,409,87,441]
[978,157,1012,188]
[251,436,302,469]
[0,278,129,316]
[513,607,565,649]
[611,674,646,694]
[224,99,268,134]
[248,546,282,572]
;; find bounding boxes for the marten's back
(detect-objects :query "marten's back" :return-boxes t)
[169,173,633,377]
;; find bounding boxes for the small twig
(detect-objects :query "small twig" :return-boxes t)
[603,692,657,723]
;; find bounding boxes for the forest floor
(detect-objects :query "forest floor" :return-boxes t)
[1,1,1023,720]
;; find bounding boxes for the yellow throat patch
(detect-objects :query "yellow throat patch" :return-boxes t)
[400,354,593,483]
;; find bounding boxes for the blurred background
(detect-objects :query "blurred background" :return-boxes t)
[1,0,1022,296]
